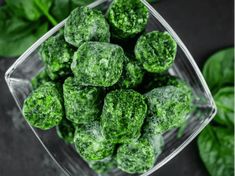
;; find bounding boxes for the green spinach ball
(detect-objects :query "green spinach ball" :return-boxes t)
[71,42,125,87]
[31,69,51,90]
[88,156,117,174]
[101,89,147,143]
[107,0,149,39]
[135,31,177,73]
[64,6,110,47]
[144,85,192,134]
[74,121,115,161]
[40,32,74,80]
[23,82,63,130]
[63,77,101,124]
[117,138,156,174]
[56,118,75,144]
[117,57,144,89]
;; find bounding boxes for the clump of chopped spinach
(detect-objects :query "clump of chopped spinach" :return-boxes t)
[71,42,125,87]
[117,137,156,174]
[74,121,115,161]
[31,69,51,90]
[40,31,74,80]
[64,6,110,47]
[135,31,177,73]
[117,56,144,89]
[23,82,63,130]
[144,84,192,134]
[88,156,117,174]
[56,117,75,144]
[107,0,149,39]
[63,77,102,124]
[101,89,147,143]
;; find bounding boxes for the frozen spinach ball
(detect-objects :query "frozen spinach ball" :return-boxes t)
[144,85,192,134]
[88,156,117,174]
[117,138,155,174]
[74,121,115,161]
[31,69,51,90]
[56,118,75,144]
[117,57,144,89]
[107,0,149,39]
[23,82,63,130]
[40,32,74,80]
[101,89,147,143]
[71,42,125,87]
[135,31,177,73]
[64,6,110,47]
[63,77,101,124]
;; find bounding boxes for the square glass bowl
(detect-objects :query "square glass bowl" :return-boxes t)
[5,0,217,176]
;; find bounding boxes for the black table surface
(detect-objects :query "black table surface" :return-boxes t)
[0,0,233,176]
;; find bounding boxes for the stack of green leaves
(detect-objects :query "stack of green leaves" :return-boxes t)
[198,48,234,176]
[22,0,193,175]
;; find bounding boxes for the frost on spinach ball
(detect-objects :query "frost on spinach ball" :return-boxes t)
[74,121,115,161]
[88,156,117,174]
[117,138,155,174]
[40,31,74,80]
[71,42,125,87]
[135,31,177,73]
[107,0,149,39]
[56,118,75,144]
[144,85,192,134]
[117,57,144,89]
[101,89,147,143]
[63,77,101,124]
[23,82,63,130]
[64,6,110,47]
[31,69,51,90]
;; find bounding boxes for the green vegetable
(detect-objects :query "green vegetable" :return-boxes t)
[63,77,101,124]
[74,121,115,161]
[88,156,117,174]
[56,118,75,143]
[31,69,51,90]
[203,48,234,94]
[214,87,234,127]
[101,89,147,143]
[23,82,63,130]
[144,85,192,134]
[135,31,177,73]
[117,138,156,174]
[72,0,94,6]
[198,125,234,176]
[64,6,110,47]
[71,42,124,87]
[0,6,48,57]
[40,31,74,80]
[117,57,144,89]
[5,0,53,22]
[107,0,149,39]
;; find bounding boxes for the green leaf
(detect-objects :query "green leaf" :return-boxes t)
[214,87,234,127]
[50,0,72,21]
[71,0,94,6]
[5,0,42,21]
[198,125,234,176]
[0,6,48,57]
[203,48,234,95]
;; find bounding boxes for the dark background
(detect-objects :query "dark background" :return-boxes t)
[0,0,233,175]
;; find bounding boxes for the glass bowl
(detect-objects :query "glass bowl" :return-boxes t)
[5,0,217,176]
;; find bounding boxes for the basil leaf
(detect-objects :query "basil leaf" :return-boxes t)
[203,48,234,95]
[214,87,234,127]
[198,125,234,176]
